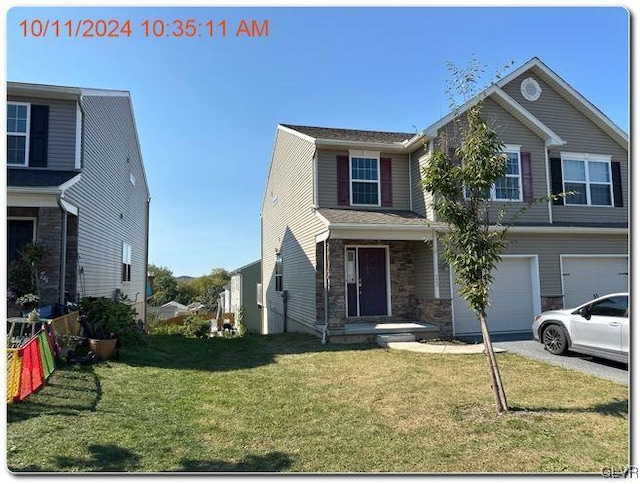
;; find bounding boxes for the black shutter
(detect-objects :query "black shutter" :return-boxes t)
[611,161,623,207]
[549,157,563,205]
[29,105,49,167]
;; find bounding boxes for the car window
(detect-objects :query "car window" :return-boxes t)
[589,296,628,318]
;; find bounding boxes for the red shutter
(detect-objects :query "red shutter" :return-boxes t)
[380,158,393,207]
[337,155,350,206]
[521,151,533,202]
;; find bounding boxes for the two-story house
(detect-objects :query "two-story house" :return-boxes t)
[6,82,150,321]
[260,57,628,342]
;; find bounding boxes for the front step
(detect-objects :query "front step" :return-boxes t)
[377,333,416,345]
[328,321,439,344]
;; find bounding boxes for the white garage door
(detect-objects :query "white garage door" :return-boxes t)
[561,256,628,309]
[452,257,539,336]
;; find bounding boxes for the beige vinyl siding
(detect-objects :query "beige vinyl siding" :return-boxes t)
[65,95,149,311]
[436,97,550,225]
[412,241,433,298]
[410,147,432,218]
[316,150,411,210]
[261,129,324,333]
[501,233,628,297]
[8,96,77,171]
[501,74,628,224]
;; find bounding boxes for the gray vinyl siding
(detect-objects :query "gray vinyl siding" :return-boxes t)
[501,233,628,297]
[436,97,549,225]
[410,147,429,217]
[261,129,324,333]
[317,150,411,210]
[412,241,433,298]
[8,95,77,171]
[65,95,149,308]
[240,261,262,333]
[501,73,628,224]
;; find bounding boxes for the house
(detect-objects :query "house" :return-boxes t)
[6,82,150,322]
[260,57,628,342]
[229,259,262,333]
[150,301,189,320]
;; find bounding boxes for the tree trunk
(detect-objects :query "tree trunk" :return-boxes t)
[479,311,508,414]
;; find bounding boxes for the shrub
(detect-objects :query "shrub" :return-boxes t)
[79,297,144,347]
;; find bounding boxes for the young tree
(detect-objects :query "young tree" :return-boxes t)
[148,264,178,306]
[421,59,516,414]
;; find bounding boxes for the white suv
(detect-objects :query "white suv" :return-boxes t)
[532,293,628,364]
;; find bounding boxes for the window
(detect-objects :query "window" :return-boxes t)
[7,219,36,263]
[589,295,628,318]
[562,153,613,206]
[494,151,522,201]
[351,156,380,206]
[7,103,30,166]
[122,243,132,282]
[275,253,283,292]
[464,147,522,201]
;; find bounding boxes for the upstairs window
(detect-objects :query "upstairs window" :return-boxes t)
[562,153,612,206]
[351,156,380,206]
[7,103,30,166]
[122,243,132,282]
[464,146,526,201]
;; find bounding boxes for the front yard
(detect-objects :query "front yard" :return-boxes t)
[6,333,628,473]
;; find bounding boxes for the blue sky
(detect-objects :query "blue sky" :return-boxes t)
[4,4,630,277]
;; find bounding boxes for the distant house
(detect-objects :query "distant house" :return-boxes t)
[151,301,189,320]
[229,260,261,333]
[7,82,150,320]
[260,57,628,342]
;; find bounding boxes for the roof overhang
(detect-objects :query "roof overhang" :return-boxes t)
[417,85,566,148]
[8,82,81,101]
[6,173,82,209]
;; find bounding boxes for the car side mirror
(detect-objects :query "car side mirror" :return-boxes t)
[579,306,591,320]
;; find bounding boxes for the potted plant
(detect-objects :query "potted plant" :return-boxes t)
[78,297,137,360]
[16,293,40,314]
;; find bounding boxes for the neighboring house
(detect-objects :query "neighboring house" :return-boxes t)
[229,259,262,333]
[260,57,628,341]
[6,82,150,321]
[219,284,231,315]
[151,301,189,320]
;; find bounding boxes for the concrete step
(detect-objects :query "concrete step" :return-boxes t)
[377,333,416,344]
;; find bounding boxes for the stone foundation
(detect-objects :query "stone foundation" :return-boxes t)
[417,298,453,337]
[541,296,564,312]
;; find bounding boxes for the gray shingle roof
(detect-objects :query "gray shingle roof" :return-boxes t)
[7,169,80,188]
[282,124,415,144]
[317,208,427,226]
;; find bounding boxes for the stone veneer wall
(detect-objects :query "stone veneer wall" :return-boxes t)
[37,207,63,306]
[541,296,564,312]
[416,298,453,338]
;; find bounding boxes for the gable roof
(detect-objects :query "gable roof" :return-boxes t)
[406,57,627,151]
[281,124,414,145]
[496,57,628,149]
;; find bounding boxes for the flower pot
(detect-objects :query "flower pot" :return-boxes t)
[88,338,117,361]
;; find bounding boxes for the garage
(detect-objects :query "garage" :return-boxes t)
[561,255,628,309]
[452,256,540,336]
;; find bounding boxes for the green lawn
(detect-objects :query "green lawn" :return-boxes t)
[6,333,628,473]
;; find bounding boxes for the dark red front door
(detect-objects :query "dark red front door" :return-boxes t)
[357,248,388,316]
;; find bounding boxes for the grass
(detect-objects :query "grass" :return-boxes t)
[6,333,628,473]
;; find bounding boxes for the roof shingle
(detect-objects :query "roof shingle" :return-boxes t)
[7,169,80,188]
[317,208,427,226]
[282,124,415,144]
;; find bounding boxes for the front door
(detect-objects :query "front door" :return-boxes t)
[346,247,388,317]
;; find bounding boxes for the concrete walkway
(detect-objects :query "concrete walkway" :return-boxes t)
[379,340,507,354]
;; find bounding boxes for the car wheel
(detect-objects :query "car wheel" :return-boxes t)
[542,324,568,355]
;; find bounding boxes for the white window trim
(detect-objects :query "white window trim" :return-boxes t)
[561,152,613,207]
[492,145,523,202]
[122,242,132,283]
[7,102,31,167]
[349,150,381,207]
[463,145,523,202]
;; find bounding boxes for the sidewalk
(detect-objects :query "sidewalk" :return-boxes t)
[379,340,507,354]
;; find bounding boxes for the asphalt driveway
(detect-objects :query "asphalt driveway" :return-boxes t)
[493,337,629,385]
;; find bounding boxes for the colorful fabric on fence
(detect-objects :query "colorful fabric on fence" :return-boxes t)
[38,331,55,379]
[46,323,59,359]
[18,335,44,401]
[6,350,22,403]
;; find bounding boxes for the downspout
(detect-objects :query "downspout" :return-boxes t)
[322,233,330,344]
[57,196,68,308]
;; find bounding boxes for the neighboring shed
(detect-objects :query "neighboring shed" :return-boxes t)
[230,260,262,333]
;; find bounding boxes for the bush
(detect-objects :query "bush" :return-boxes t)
[79,297,144,347]
[147,313,211,338]
[182,314,211,338]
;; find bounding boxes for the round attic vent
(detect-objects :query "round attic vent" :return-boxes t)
[520,77,542,101]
